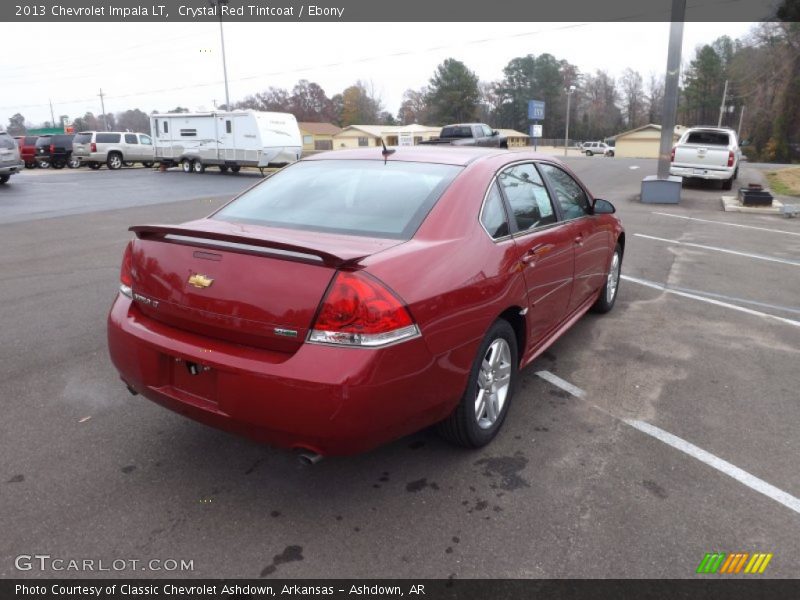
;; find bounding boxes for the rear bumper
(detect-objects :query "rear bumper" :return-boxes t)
[107,295,462,455]
[0,161,24,175]
[670,165,734,180]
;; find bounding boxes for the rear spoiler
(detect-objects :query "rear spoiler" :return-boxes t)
[129,224,366,268]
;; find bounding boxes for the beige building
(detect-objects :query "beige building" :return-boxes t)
[611,124,688,158]
[496,129,530,147]
[298,122,342,152]
[333,124,441,149]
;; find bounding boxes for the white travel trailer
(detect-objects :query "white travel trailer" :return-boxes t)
[150,110,302,174]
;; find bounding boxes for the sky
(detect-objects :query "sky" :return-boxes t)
[0,21,756,127]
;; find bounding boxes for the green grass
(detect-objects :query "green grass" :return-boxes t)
[765,167,800,197]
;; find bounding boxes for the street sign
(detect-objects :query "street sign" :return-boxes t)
[530,124,543,138]
[528,100,545,120]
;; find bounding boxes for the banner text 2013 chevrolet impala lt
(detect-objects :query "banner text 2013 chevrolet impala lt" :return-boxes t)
[107,147,624,456]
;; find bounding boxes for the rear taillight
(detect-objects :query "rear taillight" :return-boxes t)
[670,147,675,162]
[90,142,97,152]
[119,241,133,298]
[309,272,418,347]
[49,144,55,153]
[727,151,735,167]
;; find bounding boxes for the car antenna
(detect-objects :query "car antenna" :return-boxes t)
[381,138,395,163]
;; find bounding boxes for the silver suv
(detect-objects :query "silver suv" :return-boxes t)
[72,131,155,170]
[0,132,24,184]
[582,141,614,157]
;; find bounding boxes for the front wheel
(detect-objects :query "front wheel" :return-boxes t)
[0,175,10,184]
[230,165,241,173]
[51,160,65,169]
[68,157,81,169]
[592,244,622,313]
[38,160,50,169]
[586,151,594,156]
[25,162,36,169]
[438,320,518,448]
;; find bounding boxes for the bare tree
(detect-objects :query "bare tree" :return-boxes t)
[619,68,645,128]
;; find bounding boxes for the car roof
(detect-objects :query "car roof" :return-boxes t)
[303,146,558,167]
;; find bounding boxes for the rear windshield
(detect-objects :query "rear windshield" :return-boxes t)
[686,130,730,146]
[213,160,462,239]
[440,126,473,139]
[35,137,52,147]
[96,133,120,143]
[24,136,38,145]
[0,134,15,150]
[73,133,92,144]
[52,135,73,145]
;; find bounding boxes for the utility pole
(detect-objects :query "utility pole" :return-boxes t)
[208,0,231,109]
[737,105,745,139]
[99,88,108,131]
[564,85,575,157]
[48,99,55,129]
[717,80,729,127]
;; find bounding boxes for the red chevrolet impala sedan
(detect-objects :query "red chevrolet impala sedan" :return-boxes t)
[108,147,624,457]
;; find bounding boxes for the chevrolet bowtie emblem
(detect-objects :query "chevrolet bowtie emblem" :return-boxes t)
[188,273,214,288]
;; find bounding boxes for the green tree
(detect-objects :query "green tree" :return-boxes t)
[340,81,382,126]
[7,113,26,135]
[681,45,725,126]
[117,109,150,133]
[426,58,480,124]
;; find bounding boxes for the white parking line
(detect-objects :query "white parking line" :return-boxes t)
[621,274,800,328]
[534,371,586,398]
[625,420,800,515]
[653,212,800,237]
[533,372,800,515]
[634,233,800,267]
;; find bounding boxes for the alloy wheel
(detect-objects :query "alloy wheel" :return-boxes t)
[606,251,620,304]
[475,338,512,429]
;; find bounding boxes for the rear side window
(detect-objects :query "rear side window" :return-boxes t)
[214,160,462,240]
[480,182,510,239]
[497,163,557,232]
[441,126,472,138]
[125,133,138,144]
[96,133,120,143]
[539,164,590,220]
[686,130,730,146]
[73,133,92,144]
[0,134,15,150]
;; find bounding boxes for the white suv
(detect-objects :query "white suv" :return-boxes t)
[0,132,24,184]
[582,141,614,157]
[72,131,155,170]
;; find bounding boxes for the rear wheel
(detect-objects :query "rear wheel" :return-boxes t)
[219,165,229,173]
[122,161,134,167]
[38,160,50,169]
[438,319,518,448]
[107,153,123,170]
[592,244,622,314]
[0,175,9,184]
[181,159,193,173]
[722,176,733,191]
[193,160,205,174]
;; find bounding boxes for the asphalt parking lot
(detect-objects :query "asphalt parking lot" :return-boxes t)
[1,159,799,579]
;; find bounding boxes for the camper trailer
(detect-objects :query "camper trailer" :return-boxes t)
[150,110,302,174]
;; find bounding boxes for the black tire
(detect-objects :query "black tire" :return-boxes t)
[25,162,36,169]
[607,151,615,157]
[230,165,241,173]
[142,161,154,168]
[0,175,9,184]
[51,160,65,169]
[586,151,594,156]
[122,161,134,167]
[437,319,518,448]
[38,160,50,169]
[107,153,123,170]
[592,243,622,314]
[88,162,101,170]
[181,159,193,174]
[722,176,733,191]
[219,165,229,173]
[193,160,205,174]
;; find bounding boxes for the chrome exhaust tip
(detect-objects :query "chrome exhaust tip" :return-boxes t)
[297,451,323,466]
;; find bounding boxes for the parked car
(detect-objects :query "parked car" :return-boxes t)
[583,141,614,157]
[108,147,624,458]
[0,131,25,184]
[34,134,79,169]
[670,127,741,190]
[72,131,155,170]
[150,110,301,174]
[14,136,38,168]
[419,123,508,148]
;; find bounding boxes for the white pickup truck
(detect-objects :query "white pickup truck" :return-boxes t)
[670,127,741,190]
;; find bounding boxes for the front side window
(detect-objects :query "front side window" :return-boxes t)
[539,163,590,220]
[124,133,138,144]
[214,160,462,240]
[482,125,494,137]
[497,163,557,233]
[139,135,152,145]
[480,182,510,239]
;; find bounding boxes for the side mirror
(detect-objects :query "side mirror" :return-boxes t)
[491,130,499,136]
[592,198,616,214]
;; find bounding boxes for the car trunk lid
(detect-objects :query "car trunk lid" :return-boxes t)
[128,220,402,353]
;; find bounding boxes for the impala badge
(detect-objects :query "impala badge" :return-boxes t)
[188,273,214,289]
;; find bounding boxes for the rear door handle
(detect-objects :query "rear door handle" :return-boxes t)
[522,243,555,264]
